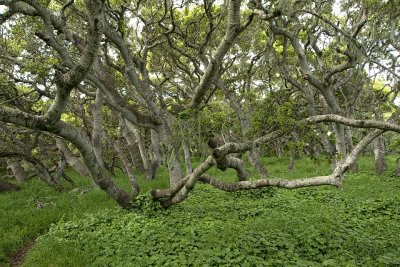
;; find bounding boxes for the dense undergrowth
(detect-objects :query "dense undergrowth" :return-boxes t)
[0,168,169,265]
[1,155,400,266]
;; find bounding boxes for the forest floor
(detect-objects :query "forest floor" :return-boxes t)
[1,155,400,266]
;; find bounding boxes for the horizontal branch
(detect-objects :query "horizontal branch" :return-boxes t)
[199,174,341,191]
[305,114,400,134]
[0,151,41,164]
[213,130,283,159]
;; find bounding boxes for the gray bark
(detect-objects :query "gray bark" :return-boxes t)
[372,109,388,176]
[119,118,146,174]
[227,157,247,181]
[288,150,295,172]
[275,145,283,158]
[345,125,358,172]
[0,0,134,208]
[150,129,162,179]
[246,149,269,178]
[345,100,359,172]
[92,88,104,169]
[319,95,347,160]
[1,106,133,208]
[334,122,347,156]
[396,158,400,176]
[55,137,90,177]
[190,0,249,110]
[223,84,269,178]
[116,129,129,175]
[167,148,184,187]
[162,111,187,186]
[373,135,387,176]
[305,114,400,134]
[6,158,28,182]
[125,120,153,179]
[182,141,193,175]
[155,127,385,208]
[29,161,62,190]
[54,152,67,185]
[105,127,139,197]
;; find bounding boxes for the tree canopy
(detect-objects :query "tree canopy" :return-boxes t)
[0,0,399,208]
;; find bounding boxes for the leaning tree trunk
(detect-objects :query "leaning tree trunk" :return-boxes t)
[236,107,269,177]
[372,109,388,176]
[166,148,184,187]
[345,126,358,172]
[125,120,153,180]
[222,81,269,178]
[54,152,67,185]
[246,149,269,178]
[55,137,90,177]
[162,110,191,186]
[91,88,104,169]
[346,105,359,172]
[288,150,296,172]
[373,135,387,176]
[396,157,400,176]
[6,158,28,182]
[275,145,283,158]
[28,161,62,190]
[123,128,146,174]
[319,94,346,169]
[182,141,193,175]
[102,127,138,195]
[119,117,146,174]
[334,122,347,157]
[149,130,162,179]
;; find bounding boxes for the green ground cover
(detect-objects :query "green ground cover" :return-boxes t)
[1,155,399,266]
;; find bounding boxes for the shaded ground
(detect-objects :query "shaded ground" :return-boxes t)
[8,242,34,267]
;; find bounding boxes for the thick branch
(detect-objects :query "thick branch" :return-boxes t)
[0,105,132,208]
[41,0,104,123]
[199,174,340,192]
[190,0,247,110]
[305,114,400,134]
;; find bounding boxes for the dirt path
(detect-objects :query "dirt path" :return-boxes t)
[8,242,34,267]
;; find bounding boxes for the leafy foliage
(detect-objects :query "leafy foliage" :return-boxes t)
[21,156,400,266]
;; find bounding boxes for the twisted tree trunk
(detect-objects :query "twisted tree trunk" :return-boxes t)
[150,130,162,179]
[345,125,358,172]
[372,110,387,176]
[125,120,153,179]
[183,141,193,175]
[6,158,28,183]
[373,135,387,176]
[92,88,104,169]
[120,118,146,174]
[55,138,90,177]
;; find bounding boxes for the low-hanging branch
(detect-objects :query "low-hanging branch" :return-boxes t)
[0,151,41,165]
[305,114,400,133]
[151,130,286,207]
[198,174,340,191]
[152,119,390,208]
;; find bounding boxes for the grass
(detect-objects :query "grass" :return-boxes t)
[0,166,170,265]
[1,155,399,266]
